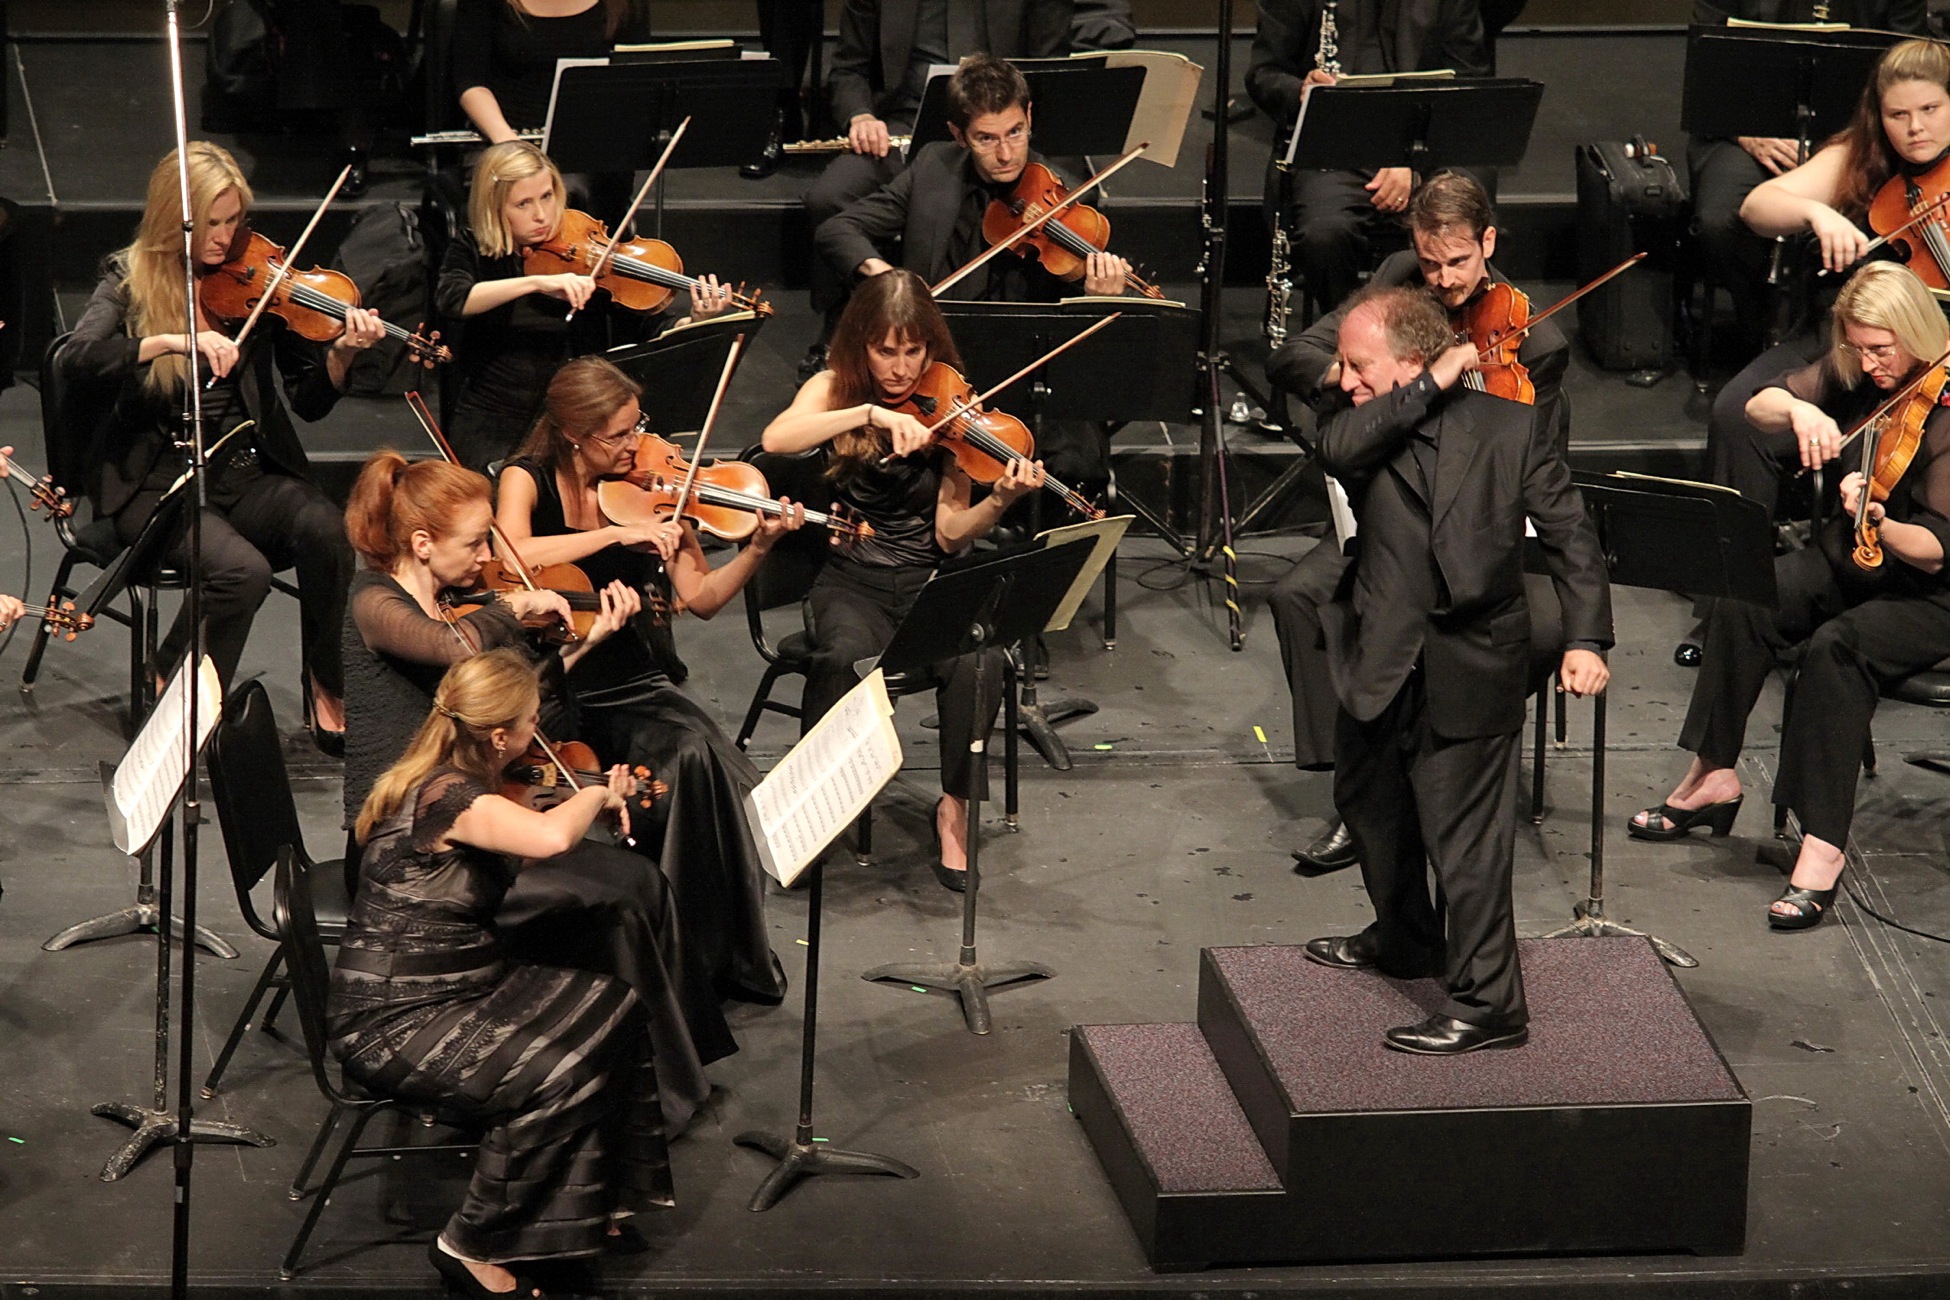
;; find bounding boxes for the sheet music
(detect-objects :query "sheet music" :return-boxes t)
[1326,475,1357,552]
[1099,49,1204,169]
[104,655,221,858]
[1036,515,1133,632]
[744,670,902,888]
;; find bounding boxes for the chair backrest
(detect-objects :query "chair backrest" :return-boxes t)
[209,679,309,936]
[740,444,836,618]
[274,848,350,1102]
[39,331,97,502]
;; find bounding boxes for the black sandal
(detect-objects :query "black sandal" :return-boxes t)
[1768,882,1839,931]
[1627,796,1742,842]
[427,1239,545,1299]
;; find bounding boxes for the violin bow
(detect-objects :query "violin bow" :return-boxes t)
[1473,252,1646,362]
[219,163,353,373]
[930,143,1151,298]
[1817,188,1950,278]
[566,115,692,324]
[668,333,748,521]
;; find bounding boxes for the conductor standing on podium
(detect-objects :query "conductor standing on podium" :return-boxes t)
[1304,286,1612,1055]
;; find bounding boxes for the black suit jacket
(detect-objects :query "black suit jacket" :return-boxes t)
[828,0,1075,125]
[1318,378,1611,739]
[1246,0,1489,125]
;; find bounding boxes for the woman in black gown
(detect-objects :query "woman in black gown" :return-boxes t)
[331,648,666,1297]
[497,355,802,1003]
[339,451,735,1131]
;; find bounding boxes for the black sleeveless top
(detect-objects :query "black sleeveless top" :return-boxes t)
[825,439,949,570]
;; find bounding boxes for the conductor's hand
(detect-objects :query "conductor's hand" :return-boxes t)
[993,457,1046,506]
[504,588,573,629]
[1839,470,1885,525]
[752,497,805,551]
[1427,342,1481,391]
[1082,252,1130,296]
[1559,648,1610,697]
[1788,401,1846,470]
[1807,204,1871,275]
[1366,166,1413,214]
[849,114,893,158]
[0,593,24,633]
[867,404,935,457]
[688,273,733,320]
[533,273,598,310]
[585,580,642,645]
[1738,135,1802,176]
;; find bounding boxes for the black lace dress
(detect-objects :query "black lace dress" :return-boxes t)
[505,455,786,1005]
[328,769,670,1263]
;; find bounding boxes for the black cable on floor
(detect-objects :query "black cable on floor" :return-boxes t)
[1842,875,1950,945]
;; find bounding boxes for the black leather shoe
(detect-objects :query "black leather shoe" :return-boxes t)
[1292,819,1358,874]
[1674,641,1702,667]
[1304,931,1380,969]
[342,147,369,200]
[740,118,785,179]
[1383,1014,1528,1055]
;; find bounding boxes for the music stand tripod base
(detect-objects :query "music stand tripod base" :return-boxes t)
[44,896,237,959]
[1541,903,1697,969]
[90,1102,274,1183]
[732,1128,918,1213]
[863,951,1055,1036]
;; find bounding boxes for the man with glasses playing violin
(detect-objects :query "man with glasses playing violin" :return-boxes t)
[1630,260,1950,933]
[1265,170,1568,874]
[815,54,1136,505]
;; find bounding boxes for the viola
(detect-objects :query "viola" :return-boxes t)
[1867,156,1950,289]
[3,453,74,520]
[1841,361,1948,578]
[18,598,90,640]
[884,361,1105,519]
[1458,283,1536,405]
[980,162,1165,299]
[502,738,665,811]
[199,230,451,367]
[522,209,772,318]
[596,433,875,546]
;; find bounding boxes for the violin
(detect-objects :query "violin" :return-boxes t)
[980,162,1165,299]
[883,361,1105,519]
[3,453,74,520]
[19,598,91,640]
[199,230,452,367]
[522,209,772,318]
[1836,361,1949,580]
[502,737,666,811]
[1458,283,1535,405]
[1867,156,1950,289]
[596,433,875,546]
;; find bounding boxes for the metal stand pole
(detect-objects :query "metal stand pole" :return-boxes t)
[864,618,1053,1033]
[1540,692,1698,967]
[1194,0,1244,650]
[733,856,917,1209]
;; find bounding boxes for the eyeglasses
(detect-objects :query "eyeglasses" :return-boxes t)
[966,123,1029,154]
[588,415,651,446]
[1841,341,1905,363]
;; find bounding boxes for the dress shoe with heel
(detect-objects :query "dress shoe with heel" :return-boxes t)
[1292,818,1359,874]
[1626,795,1741,842]
[428,1238,544,1298]
[740,112,785,179]
[1769,880,1839,930]
[929,807,965,893]
[301,674,346,758]
[1383,1013,1528,1055]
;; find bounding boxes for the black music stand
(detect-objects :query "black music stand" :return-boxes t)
[1541,473,1777,968]
[1681,26,1897,344]
[907,58,1145,157]
[935,299,1198,766]
[604,310,767,433]
[861,539,1097,1034]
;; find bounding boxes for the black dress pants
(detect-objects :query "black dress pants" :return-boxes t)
[755,0,824,138]
[121,469,353,694]
[801,556,1003,799]
[1688,137,1775,351]
[1681,545,1950,846]
[1335,671,1527,1027]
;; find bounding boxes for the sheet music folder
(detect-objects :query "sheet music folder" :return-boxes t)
[604,310,764,433]
[908,60,1145,158]
[1573,472,1777,609]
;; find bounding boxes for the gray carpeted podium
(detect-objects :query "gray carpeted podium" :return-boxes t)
[1069,936,1750,1270]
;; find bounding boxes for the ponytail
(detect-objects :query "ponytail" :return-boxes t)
[345,449,492,570]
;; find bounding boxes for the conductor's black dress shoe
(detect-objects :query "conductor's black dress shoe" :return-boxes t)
[1303,931,1380,969]
[1292,819,1359,874]
[1383,1013,1528,1055]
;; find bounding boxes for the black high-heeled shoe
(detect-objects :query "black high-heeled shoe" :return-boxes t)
[1768,880,1839,930]
[302,673,345,759]
[930,802,966,893]
[427,1238,544,1298]
[1626,795,1742,842]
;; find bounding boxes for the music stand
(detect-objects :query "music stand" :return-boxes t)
[604,310,767,433]
[935,299,1198,765]
[861,539,1098,1034]
[1539,473,1777,968]
[908,58,1145,158]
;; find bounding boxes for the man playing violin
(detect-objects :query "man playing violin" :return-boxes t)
[1630,261,1950,935]
[1265,170,1568,874]
[1305,285,1610,1055]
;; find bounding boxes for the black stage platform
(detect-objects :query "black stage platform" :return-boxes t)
[0,17,1946,1300]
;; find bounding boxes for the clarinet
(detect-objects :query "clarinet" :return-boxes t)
[1264,3,1339,348]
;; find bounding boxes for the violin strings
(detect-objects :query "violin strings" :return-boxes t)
[1016,199,1156,296]
[270,276,423,346]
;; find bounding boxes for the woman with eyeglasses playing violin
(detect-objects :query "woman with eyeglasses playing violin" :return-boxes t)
[339,449,737,1134]
[760,268,1044,893]
[54,142,384,752]
[1629,262,1950,934]
[496,356,805,1004]
[436,142,735,473]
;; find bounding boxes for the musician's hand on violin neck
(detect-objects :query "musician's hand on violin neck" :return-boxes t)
[0,593,24,633]
[1365,167,1414,215]
[752,497,806,548]
[688,274,733,320]
[994,457,1047,505]
[332,306,386,355]
[1083,252,1130,296]
[588,580,642,643]
[1738,136,1801,177]
[1789,404,1845,469]
[848,114,894,158]
[1808,205,1871,274]
[532,273,597,310]
[1839,471,1885,523]
[601,764,634,839]
[506,588,573,627]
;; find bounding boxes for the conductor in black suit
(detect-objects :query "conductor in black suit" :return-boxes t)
[1306,286,1612,1055]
